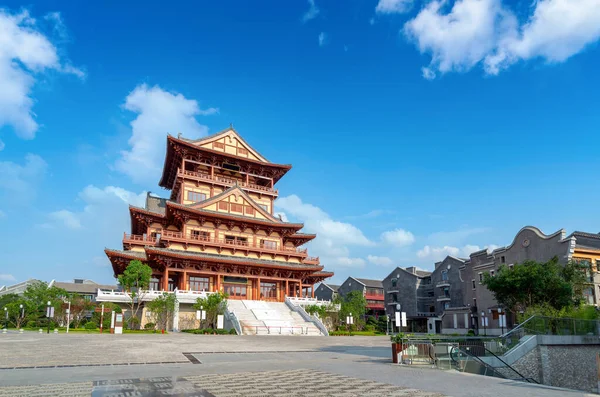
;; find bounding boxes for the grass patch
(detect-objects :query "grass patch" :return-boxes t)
[330,331,387,336]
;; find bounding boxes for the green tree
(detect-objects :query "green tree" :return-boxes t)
[483,257,587,314]
[22,281,67,327]
[5,298,33,329]
[193,291,228,329]
[147,293,176,331]
[338,291,367,330]
[117,260,152,329]
[68,293,95,328]
[91,302,122,330]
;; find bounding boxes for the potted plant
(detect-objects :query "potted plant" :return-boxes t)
[390,333,406,364]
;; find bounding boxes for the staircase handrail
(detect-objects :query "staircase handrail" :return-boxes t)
[224,307,242,335]
[450,345,537,383]
[285,297,329,336]
[499,315,538,338]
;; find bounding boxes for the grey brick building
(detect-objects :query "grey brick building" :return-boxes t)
[314,283,339,302]
[337,277,385,316]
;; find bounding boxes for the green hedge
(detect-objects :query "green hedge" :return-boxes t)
[182,328,235,335]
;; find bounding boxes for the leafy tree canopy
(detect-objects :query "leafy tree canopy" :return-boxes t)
[337,290,367,327]
[482,257,587,313]
[117,260,152,295]
[193,291,228,329]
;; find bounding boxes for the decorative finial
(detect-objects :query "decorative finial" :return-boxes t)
[177,132,182,138]
[229,123,233,129]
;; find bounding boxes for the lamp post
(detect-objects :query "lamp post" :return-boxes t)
[19,304,23,329]
[66,301,71,334]
[481,311,487,336]
[386,315,390,335]
[46,301,52,334]
[498,308,505,335]
[396,303,402,334]
[3,307,7,330]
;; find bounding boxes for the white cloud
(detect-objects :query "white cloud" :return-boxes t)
[367,255,394,266]
[376,0,413,14]
[427,227,489,246]
[49,210,82,229]
[381,228,415,246]
[0,153,47,194]
[44,185,146,230]
[417,243,496,261]
[302,0,320,23]
[0,9,83,144]
[276,195,372,247]
[275,195,373,273]
[422,67,436,80]
[486,0,600,74]
[404,0,600,78]
[318,32,328,47]
[115,84,217,185]
[0,274,16,282]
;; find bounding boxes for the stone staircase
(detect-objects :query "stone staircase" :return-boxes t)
[227,300,322,336]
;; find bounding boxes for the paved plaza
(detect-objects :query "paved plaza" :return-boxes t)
[0,332,594,396]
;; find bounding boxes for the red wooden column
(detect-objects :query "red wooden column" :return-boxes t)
[181,270,187,290]
[257,277,261,300]
[163,269,169,291]
[299,282,303,297]
[285,279,289,298]
[311,285,314,298]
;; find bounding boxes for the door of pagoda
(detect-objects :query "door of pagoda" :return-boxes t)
[223,283,247,300]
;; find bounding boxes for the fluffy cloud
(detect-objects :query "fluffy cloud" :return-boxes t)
[404,0,600,78]
[275,195,372,272]
[0,9,83,144]
[381,228,415,246]
[417,244,495,261]
[43,185,145,230]
[115,84,217,185]
[318,32,328,47]
[0,153,47,194]
[302,0,320,23]
[367,255,394,266]
[0,274,16,282]
[376,0,414,14]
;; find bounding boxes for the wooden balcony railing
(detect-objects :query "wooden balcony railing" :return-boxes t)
[365,293,385,301]
[159,230,309,257]
[303,256,320,265]
[180,170,278,195]
[123,233,158,245]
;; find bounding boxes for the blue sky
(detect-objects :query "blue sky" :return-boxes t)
[1,0,599,286]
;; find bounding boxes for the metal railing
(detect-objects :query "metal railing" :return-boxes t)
[224,309,242,335]
[285,297,328,336]
[241,325,315,335]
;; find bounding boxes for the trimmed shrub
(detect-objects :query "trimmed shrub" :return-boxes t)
[229,328,237,335]
[84,322,97,330]
[144,322,156,330]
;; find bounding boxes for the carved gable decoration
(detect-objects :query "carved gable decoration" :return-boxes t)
[196,129,268,163]
[188,186,280,223]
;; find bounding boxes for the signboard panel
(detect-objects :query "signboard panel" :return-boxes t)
[401,312,407,327]
[114,313,123,334]
[217,315,224,330]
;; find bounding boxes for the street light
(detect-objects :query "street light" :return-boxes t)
[3,307,7,330]
[481,311,487,336]
[395,304,401,334]
[46,301,52,334]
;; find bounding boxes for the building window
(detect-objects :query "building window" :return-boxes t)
[261,240,277,250]
[423,277,431,285]
[237,148,248,156]
[391,278,397,288]
[187,191,206,202]
[428,291,434,297]
[472,280,476,289]
[245,206,255,216]
[443,287,450,298]
[189,277,210,291]
[259,204,268,212]
[213,142,225,150]
[508,264,514,270]
[230,203,243,213]
[478,273,483,282]
[225,235,248,246]
[392,293,398,302]
[190,230,210,241]
[444,302,450,310]
[584,287,595,305]
[473,298,477,308]
[218,201,228,211]
[501,256,506,263]
[441,270,448,281]
[490,270,495,277]
[260,282,277,299]
[149,277,159,291]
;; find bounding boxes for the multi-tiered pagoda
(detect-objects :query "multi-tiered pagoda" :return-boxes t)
[105,127,332,301]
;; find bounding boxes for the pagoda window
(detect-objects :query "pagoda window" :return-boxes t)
[149,277,160,291]
[222,163,240,172]
[261,240,277,250]
[190,230,210,241]
[245,206,255,216]
[218,201,229,211]
[187,191,206,202]
[213,142,225,150]
[230,203,243,213]
[260,282,277,299]
[189,276,210,291]
[225,235,248,246]
[259,204,268,212]
[237,148,248,156]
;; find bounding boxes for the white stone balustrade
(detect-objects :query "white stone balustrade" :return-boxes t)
[285,297,340,311]
[96,289,213,304]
